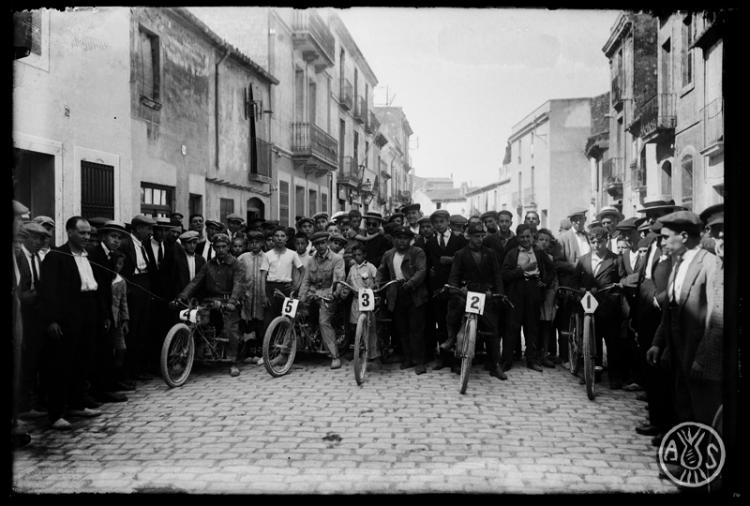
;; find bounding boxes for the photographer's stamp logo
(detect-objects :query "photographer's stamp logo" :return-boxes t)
[658,422,725,488]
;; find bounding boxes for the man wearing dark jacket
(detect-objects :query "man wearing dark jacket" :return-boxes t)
[168,230,206,298]
[447,222,507,380]
[357,212,392,269]
[502,224,554,372]
[376,226,428,375]
[38,217,111,430]
[425,209,467,368]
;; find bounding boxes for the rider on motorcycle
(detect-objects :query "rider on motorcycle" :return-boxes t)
[174,233,244,377]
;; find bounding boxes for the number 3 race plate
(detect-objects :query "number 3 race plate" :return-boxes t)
[358,288,375,312]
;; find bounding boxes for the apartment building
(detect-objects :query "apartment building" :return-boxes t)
[373,106,415,214]
[584,92,611,214]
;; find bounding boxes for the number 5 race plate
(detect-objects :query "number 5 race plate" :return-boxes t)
[465,291,486,315]
[358,288,375,312]
[282,297,299,318]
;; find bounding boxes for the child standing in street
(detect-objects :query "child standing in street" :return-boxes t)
[342,243,380,361]
[237,231,269,361]
[109,250,130,387]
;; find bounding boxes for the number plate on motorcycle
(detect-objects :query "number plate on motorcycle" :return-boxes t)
[581,291,598,314]
[465,291,486,315]
[179,309,199,323]
[281,297,299,318]
[358,288,375,312]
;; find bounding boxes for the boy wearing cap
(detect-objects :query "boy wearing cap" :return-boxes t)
[299,231,346,369]
[168,230,206,299]
[237,231,269,359]
[377,226,428,374]
[404,204,422,236]
[313,212,329,232]
[176,233,245,377]
[647,211,720,427]
[414,216,434,251]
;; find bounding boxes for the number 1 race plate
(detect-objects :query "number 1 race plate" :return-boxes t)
[465,291,486,315]
[282,297,299,318]
[358,288,375,312]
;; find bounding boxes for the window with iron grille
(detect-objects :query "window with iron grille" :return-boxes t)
[81,161,114,220]
[279,180,290,227]
[220,198,235,225]
[141,182,173,218]
[139,27,160,104]
[308,189,317,216]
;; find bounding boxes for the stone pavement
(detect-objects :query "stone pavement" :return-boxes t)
[13,356,679,494]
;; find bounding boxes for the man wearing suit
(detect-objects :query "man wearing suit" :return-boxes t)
[197,219,225,262]
[86,221,129,402]
[425,209,467,369]
[647,211,720,427]
[554,208,590,369]
[502,224,555,372]
[376,226,428,375]
[447,222,507,380]
[121,214,158,380]
[168,230,206,298]
[597,206,624,253]
[38,217,111,430]
[483,210,518,358]
[15,222,52,415]
[575,226,625,389]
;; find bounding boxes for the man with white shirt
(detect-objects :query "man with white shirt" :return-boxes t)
[263,227,305,333]
[404,203,421,237]
[122,215,157,381]
[32,215,55,260]
[647,211,719,426]
[168,230,205,299]
[39,217,112,430]
[198,220,225,262]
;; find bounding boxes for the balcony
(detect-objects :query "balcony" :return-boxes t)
[702,98,723,155]
[584,131,609,159]
[630,162,646,193]
[338,156,363,188]
[369,111,380,134]
[249,137,272,182]
[339,78,353,111]
[353,97,366,124]
[291,10,335,72]
[602,157,624,198]
[693,11,724,51]
[291,122,338,175]
[636,94,676,142]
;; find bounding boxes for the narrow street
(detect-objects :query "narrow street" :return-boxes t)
[14,359,678,494]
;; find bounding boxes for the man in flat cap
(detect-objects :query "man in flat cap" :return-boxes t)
[121,214,158,381]
[199,220,226,263]
[16,222,52,417]
[312,212,329,233]
[481,211,517,264]
[226,213,246,242]
[357,212,392,270]
[425,209,466,368]
[168,230,205,299]
[32,216,55,260]
[298,231,346,369]
[377,226,428,375]
[699,203,723,255]
[403,203,422,236]
[87,217,110,251]
[449,214,468,238]
[177,233,245,377]
[647,210,720,429]
[414,216,434,251]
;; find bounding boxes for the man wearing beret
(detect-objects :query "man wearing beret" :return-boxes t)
[647,210,720,429]
[425,209,466,368]
[446,222,507,380]
[16,222,52,416]
[177,233,245,377]
[299,231,346,369]
[404,204,422,236]
[377,226,428,375]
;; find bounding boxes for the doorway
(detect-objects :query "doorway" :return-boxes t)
[247,197,264,223]
[13,148,55,218]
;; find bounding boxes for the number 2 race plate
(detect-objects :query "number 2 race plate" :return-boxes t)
[358,288,375,312]
[465,291,486,315]
[282,297,299,318]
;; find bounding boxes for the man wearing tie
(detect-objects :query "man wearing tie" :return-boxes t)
[168,230,206,298]
[596,206,624,253]
[122,214,157,381]
[647,211,719,427]
[226,213,246,241]
[15,222,52,416]
[199,220,225,262]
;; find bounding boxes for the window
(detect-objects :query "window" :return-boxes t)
[295,68,304,121]
[189,193,202,218]
[141,183,173,218]
[14,10,48,70]
[321,193,328,214]
[365,141,370,168]
[138,27,160,104]
[681,14,694,88]
[219,198,234,225]
[81,161,115,220]
[353,131,359,166]
[660,161,672,196]
[295,185,305,219]
[279,180,290,226]
[308,189,317,216]
[681,155,693,208]
[308,81,316,125]
[13,148,55,221]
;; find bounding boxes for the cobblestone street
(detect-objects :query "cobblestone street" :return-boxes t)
[13,356,679,494]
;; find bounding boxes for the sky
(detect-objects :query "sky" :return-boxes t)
[337,8,620,188]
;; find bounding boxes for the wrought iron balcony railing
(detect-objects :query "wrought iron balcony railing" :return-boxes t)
[602,157,624,197]
[638,93,676,139]
[291,122,338,167]
[339,78,353,111]
[353,97,366,124]
[291,10,335,69]
[339,155,362,186]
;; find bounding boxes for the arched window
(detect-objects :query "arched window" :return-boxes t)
[681,155,693,209]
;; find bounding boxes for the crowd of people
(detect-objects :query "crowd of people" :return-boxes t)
[11,198,724,456]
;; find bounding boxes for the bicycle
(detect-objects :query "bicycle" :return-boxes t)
[438,284,513,394]
[556,283,620,400]
[261,290,346,377]
[333,279,403,385]
[160,297,236,388]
